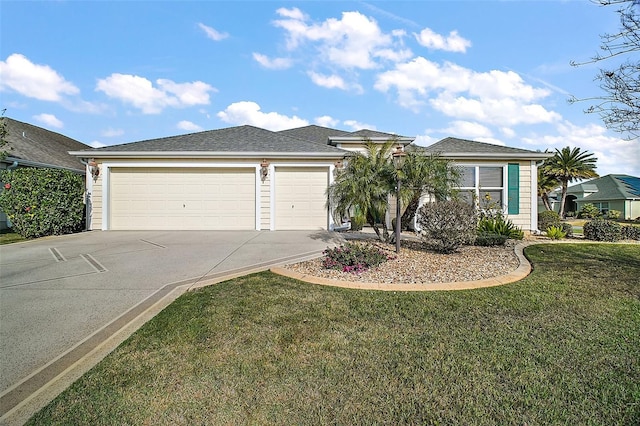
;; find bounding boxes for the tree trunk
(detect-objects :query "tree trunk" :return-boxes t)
[558,180,568,218]
[541,193,552,211]
[400,196,421,231]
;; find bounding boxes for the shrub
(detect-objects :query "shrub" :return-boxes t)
[538,210,561,232]
[578,203,601,219]
[477,215,524,241]
[0,168,85,238]
[621,225,640,240]
[546,225,566,240]
[606,209,621,220]
[417,200,477,253]
[322,242,393,273]
[583,218,622,242]
[475,232,508,246]
[560,222,573,237]
[350,214,365,231]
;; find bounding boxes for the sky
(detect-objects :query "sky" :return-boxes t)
[1,0,639,178]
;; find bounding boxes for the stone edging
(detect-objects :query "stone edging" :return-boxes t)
[270,242,535,292]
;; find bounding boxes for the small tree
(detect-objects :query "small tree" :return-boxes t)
[328,140,395,241]
[0,168,85,238]
[416,200,477,253]
[399,150,460,230]
[537,167,559,211]
[0,109,9,160]
[570,0,640,139]
[541,147,599,218]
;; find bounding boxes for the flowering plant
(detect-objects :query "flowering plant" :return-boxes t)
[322,242,394,274]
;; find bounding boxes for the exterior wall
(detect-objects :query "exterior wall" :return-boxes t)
[89,157,336,231]
[629,200,640,220]
[452,160,534,231]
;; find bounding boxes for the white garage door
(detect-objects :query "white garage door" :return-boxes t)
[109,167,255,230]
[275,167,328,230]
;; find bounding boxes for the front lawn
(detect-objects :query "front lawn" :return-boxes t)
[29,244,640,425]
[0,229,25,245]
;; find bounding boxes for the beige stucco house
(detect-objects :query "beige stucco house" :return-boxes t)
[69,125,551,233]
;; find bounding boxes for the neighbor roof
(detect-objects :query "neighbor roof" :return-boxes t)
[72,125,346,158]
[421,137,552,160]
[2,118,90,172]
[569,174,640,201]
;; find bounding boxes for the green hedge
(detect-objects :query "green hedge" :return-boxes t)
[0,168,85,238]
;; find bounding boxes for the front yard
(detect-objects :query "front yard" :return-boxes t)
[28,244,639,425]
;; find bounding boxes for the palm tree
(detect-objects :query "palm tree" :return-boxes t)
[541,146,599,218]
[399,150,461,230]
[537,167,560,212]
[328,140,396,241]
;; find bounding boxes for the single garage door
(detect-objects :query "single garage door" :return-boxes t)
[109,167,255,230]
[275,167,328,230]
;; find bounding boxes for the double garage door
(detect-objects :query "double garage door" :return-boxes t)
[109,168,255,230]
[108,166,329,230]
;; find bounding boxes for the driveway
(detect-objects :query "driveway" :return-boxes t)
[0,230,342,420]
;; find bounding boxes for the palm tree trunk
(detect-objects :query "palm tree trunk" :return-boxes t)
[541,193,552,211]
[400,196,420,231]
[558,180,568,218]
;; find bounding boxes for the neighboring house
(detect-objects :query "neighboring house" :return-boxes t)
[564,174,640,219]
[0,118,90,229]
[70,126,551,233]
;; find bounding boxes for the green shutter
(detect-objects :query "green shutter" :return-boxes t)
[507,163,519,215]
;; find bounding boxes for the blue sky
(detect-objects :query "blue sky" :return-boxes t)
[1,1,639,177]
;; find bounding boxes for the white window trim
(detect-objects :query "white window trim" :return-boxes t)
[101,161,262,231]
[456,163,508,212]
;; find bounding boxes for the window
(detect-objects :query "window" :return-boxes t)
[458,165,505,210]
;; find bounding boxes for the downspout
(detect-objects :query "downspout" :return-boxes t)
[7,160,18,171]
[79,158,93,231]
[531,159,545,234]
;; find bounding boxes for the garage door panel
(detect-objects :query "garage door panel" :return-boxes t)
[110,168,255,230]
[275,167,328,230]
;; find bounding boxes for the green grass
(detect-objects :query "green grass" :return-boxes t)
[0,229,26,245]
[28,244,640,425]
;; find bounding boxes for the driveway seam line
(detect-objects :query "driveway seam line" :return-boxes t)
[80,254,107,273]
[49,248,65,262]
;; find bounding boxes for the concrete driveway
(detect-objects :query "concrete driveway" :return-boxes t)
[0,230,342,422]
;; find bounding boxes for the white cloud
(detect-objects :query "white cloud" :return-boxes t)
[89,140,107,148]
[101,128,124,137]
[33,113,63,128]
[375,56,561,125]
[440,120,494,141]
[308,71,348,90]
[413,133,439,147]
[252,53,293,70]
[198,23,229,41]
[96,74,215,114]
[315,115,339,127]
[0,53,79,101]
[273,9,401,70]
[343,119,377,131]
[520,121,640,177]
[217,101,308,131]
[414,28,471,53]
[177,120,203,132]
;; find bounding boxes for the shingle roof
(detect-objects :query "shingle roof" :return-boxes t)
[569,174,640,201]
[277,125,350,145]
[2,118,90,172]
[85,125,345,155]
[423,137,544,155]
[347,129,404,139]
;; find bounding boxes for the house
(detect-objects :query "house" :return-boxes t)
[1,117,90,229]
[70,126,550,233]
[564,174,640,219]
